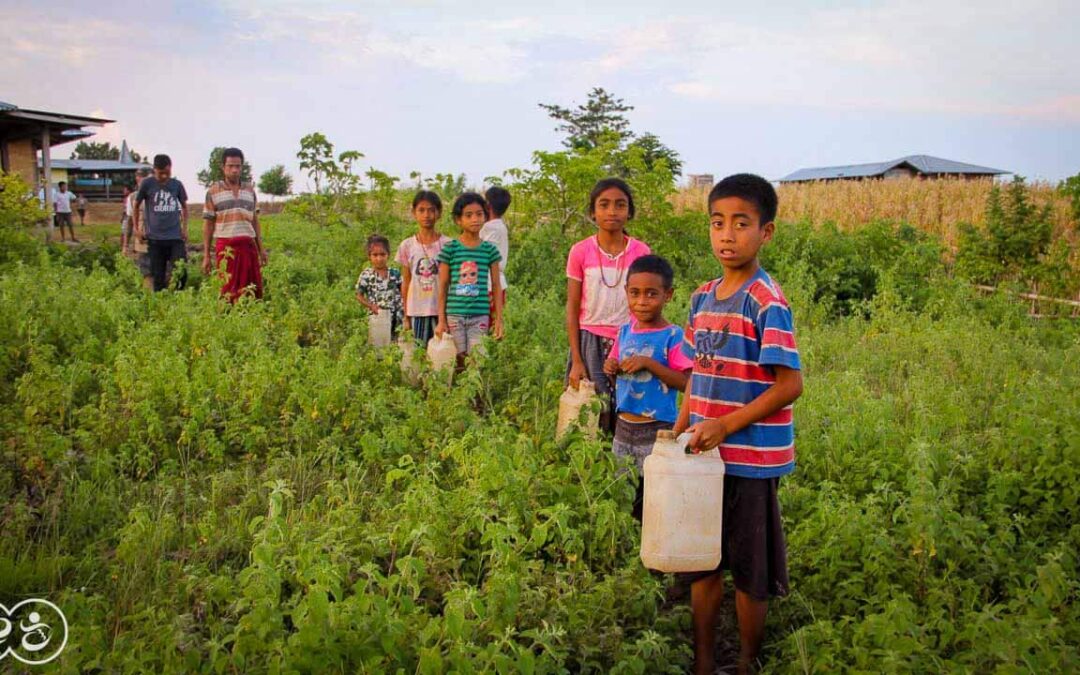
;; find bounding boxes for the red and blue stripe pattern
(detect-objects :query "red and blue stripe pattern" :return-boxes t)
[681,269,801,478]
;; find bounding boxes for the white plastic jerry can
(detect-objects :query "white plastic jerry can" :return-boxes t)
[398,337,420,384]
[368,310,393,348]
[640,431,726,573]
[427,333,458,373]
[556,379,599,440]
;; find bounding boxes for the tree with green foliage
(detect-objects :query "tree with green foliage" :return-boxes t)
[1060,171,1080,225]
[197,146,253,187]
[258,165,293,198]
[297,132,335,194]
[539,88,683,176]
[955,176,1054,285]
[627,132,683,176]
[539,87,634,151]
[70,140,143,163]
[0,172,46,263]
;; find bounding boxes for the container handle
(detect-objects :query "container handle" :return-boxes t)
[673,432,721,459]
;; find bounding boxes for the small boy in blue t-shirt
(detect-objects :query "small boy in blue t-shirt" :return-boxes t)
[603,254,694,519]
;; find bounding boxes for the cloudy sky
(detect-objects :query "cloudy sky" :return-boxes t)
[3,0,1078,192]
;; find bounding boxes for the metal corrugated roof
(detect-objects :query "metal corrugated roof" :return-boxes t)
[40,159,151,171]
[0,101,16,111]
[780,154,1009,182]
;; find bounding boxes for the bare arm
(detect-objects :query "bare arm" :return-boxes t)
[490,261,503,338]
[400,265,412,321]
[672,379,693,435]
[566,278,586,387]
[355,290,379,313]
[252,191,266,263]
[180,202,189,240]
[133,194,142,235]
[435,262,450,337]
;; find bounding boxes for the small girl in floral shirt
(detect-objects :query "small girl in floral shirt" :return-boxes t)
[356,234,404,338]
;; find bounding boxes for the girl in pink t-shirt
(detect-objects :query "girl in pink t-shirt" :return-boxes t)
[565,177,651,434]
[397,191,452,346]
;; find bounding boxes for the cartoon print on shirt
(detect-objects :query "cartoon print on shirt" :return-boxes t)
[695,324,731,372]
[455,260,479,297]
[415,257,438,294]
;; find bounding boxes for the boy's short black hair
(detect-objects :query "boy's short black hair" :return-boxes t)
[58,181,67,187]
[366,234,390,254]
[589,177,636,220]
[485,186,511,218]
[627,254,675,289]
[708,173,777,225]
[222,147,244,163]
[452,192,488,219]
[153,154,172,170]
[411,190,442,212]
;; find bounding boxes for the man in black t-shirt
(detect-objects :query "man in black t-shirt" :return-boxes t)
[134,154,189,292]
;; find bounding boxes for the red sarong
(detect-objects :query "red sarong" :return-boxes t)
[215,236,264,302]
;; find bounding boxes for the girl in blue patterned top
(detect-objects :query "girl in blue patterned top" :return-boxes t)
[356,234,404,338]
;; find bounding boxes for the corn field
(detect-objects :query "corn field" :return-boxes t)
[673,178,1076,247]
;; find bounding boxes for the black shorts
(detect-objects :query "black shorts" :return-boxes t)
[678,475,790,601]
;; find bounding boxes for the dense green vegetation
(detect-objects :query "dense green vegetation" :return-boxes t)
[1,147,1079,672]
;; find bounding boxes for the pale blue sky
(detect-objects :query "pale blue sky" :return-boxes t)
[3,0,1078,192]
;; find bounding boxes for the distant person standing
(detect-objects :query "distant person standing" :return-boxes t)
[76,193,88,226]
[127,169,156,289]
[134,155,189,292]
[53,181,78,242]
[481,186,511,315]
[202,147,266,302]
[120,185,133,253]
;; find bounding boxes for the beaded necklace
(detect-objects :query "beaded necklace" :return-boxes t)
[595,234,630,288]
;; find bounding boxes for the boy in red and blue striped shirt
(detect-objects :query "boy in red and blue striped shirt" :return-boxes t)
[672,173,804,675]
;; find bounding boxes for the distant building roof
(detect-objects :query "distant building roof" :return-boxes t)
[40,158,152,172]
[38,138,149,172]
[780,154,1009,182]
[0,100,112,146]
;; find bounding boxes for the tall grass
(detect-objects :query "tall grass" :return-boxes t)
[673,178,1075,247]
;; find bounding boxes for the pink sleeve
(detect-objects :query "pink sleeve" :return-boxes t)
[566,241,585,281]
[668,344,694,371]
[395,239,410,267]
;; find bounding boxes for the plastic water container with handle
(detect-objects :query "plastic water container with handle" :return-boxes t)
[427,333,458,373]
[368,310,392,348]
[556,379,599,440]
[398,337,420,384]
[640,431,726,573]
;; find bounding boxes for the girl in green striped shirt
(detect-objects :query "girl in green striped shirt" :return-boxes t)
[435,193,504,365]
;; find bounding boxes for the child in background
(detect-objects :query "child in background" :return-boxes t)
[481,186,511,314]
[356,234,404,338]
[602,254,693,520]
[76,193,88,227]
[672,174,803,675]
[397,191,452,345]
[566,177,651,434]
[435,192,503,367]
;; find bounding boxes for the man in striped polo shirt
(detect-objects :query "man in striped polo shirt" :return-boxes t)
[201,147,266,301]
[672,174,803,675]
